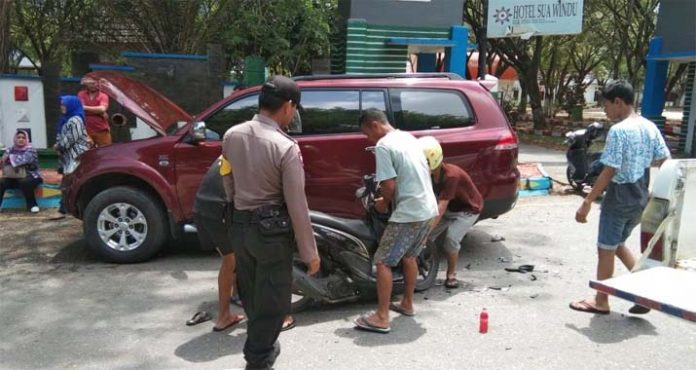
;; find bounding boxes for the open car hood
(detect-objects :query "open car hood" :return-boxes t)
[84,71,192,135]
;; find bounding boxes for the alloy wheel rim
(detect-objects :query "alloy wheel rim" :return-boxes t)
[97,202,148,252]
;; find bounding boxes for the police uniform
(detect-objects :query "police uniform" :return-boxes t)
[221,76,318,369]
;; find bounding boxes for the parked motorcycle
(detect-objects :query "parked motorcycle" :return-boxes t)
[291,174,440,312]
[565,121,605,191]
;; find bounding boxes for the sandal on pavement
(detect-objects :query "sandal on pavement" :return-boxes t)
[186,311,212,326]
[444,277,460,289]
[505,264,535,273]
[354,315,390,334]
[569,300,609,315]
[212,314,244,332]
[48,212,66,221]
[230,296,243,307]
[628,304,651,315]
[389,302,415,316]
[281,316,296,332]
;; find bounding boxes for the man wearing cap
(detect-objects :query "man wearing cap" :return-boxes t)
[78,77,111,146]
[221,75,320,369]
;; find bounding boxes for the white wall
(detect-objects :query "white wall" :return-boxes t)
[0,77,47,149]
[223,84,236,97]
[129,117,160,140]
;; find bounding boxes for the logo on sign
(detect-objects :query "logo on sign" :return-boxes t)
[493,7,512,24]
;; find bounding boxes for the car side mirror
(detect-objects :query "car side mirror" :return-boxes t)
[192,121,207,142]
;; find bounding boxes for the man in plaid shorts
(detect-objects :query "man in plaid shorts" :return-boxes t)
[353,109,438,334]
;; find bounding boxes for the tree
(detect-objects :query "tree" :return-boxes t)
[220,0,337,76]
[596,0,659,89]
[100,0,230,54]
[464,0,547,129]
[10,0,100,144]
[0,0,11,73]
[539,36,572,117]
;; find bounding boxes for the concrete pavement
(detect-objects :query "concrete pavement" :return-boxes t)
[1,144,694,370]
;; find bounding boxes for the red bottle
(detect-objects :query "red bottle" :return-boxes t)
[479,308,488,334]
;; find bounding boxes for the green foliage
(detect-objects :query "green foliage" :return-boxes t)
[220,0,337,76]
[101,0,230,54]
[10,0,100,70]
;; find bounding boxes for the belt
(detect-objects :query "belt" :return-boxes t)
[232,204,288,224]
[232,209,257,223]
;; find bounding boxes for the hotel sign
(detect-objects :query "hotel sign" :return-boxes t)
[487,0,584,39]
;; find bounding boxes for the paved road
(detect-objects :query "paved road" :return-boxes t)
[1,145,694,370]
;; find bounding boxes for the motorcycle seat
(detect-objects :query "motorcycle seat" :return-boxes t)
[310,211,378,247]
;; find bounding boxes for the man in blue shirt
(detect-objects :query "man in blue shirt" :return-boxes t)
[570,80,670,315]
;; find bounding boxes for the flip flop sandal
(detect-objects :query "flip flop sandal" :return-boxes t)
[444,278,460,289]
[281,316,296,332]
[212,315,245,332]
[628,304,651,314]
[230,296,243,307]
[505,264,535,273]
[389,302,415,317]
[354,315,390,334]
[569,300,610,315]
[186,311,212,326]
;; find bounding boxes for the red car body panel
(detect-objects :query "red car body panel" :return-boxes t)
[64,74,518,228]
[85,71,192,135]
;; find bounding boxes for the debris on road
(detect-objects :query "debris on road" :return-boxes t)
[504,264,535,273]
[491,234,506,242]
[488,285,511,292]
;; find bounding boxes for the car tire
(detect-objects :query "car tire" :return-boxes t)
[83,186,168,263]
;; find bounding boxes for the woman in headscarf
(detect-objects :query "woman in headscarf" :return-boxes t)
[0,130,43,213]
[50,95,92,220]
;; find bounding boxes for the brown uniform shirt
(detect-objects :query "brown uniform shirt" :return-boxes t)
[221,114,318,264]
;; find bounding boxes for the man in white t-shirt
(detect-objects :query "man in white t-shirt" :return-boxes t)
[353,109,438,334]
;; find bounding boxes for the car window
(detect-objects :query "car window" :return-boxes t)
[391,89,474,130]
[361,90,387,112]
[205,94,258,138]
[300,90,360,135]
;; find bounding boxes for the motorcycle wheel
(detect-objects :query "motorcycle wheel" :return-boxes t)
[290,291,314,313]
[291,257,317,313]
[415,240,440,292]
[566,166,585,192]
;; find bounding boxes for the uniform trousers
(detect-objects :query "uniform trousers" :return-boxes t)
[231,208,293,369]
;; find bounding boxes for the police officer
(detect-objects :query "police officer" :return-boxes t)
[221,75,320,370]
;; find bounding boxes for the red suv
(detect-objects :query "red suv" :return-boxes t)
[63,71,519,262]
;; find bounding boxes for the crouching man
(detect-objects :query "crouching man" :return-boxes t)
[419,136,483,289]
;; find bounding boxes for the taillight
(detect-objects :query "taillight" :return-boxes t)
[640,198,669,262]
[494,130,518,150]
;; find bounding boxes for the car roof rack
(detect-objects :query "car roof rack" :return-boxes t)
[293,73,463,81]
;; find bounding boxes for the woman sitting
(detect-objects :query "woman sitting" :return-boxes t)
[0,130,43,213]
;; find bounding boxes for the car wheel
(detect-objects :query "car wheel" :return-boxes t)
[83,186,168,263]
